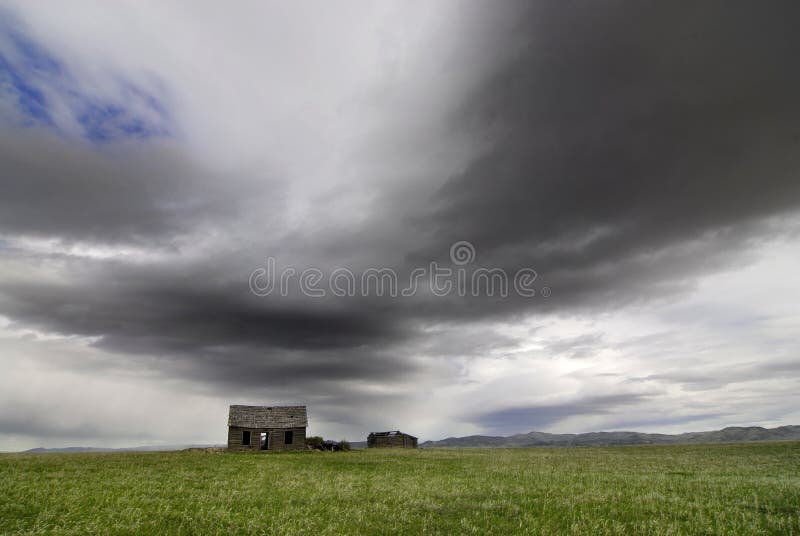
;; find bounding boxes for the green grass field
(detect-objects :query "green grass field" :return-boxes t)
[2,442,799,535]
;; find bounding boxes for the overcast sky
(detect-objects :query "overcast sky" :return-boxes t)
[2,1,800,450]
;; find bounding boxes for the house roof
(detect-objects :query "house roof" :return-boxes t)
[228,405,307,428]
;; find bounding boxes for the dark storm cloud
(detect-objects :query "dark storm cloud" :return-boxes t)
[5,1,800,334]
[405,0,800,312]
[0,129,258,244]
[473,393,653,431]
[0,257,415,386]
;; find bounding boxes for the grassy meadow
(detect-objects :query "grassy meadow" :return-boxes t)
[1,442,799,535]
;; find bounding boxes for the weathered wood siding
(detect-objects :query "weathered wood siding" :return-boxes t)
[367,433,418,448]
[227,426,307,451]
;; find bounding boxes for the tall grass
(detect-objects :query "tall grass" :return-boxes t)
[1,442,799,534]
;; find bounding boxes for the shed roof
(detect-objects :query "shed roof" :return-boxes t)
[368,430,417,440]
[228,405,307,428]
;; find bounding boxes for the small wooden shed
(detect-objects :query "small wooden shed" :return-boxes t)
[367,430,418,448]
[227,405,307,452]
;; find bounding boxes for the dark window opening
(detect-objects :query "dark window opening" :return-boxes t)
[260,432,268,450]
[284,430,293,445]
[242,430,251,446]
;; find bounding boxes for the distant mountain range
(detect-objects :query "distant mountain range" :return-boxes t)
[420,425,800,448]
[20,444,225,454]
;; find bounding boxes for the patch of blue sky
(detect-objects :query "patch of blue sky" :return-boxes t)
[75,95,168,142]
[8,30,62,76]
[0,52,54,125]
[0,23,170,143]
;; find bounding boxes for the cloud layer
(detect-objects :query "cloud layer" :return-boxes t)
[1,1,800,448]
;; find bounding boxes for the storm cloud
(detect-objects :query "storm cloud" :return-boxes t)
[1,1,799,449]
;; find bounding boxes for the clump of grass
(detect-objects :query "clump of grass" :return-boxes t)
[1,442,799,534]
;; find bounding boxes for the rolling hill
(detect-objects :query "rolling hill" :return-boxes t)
[420,425,800,448]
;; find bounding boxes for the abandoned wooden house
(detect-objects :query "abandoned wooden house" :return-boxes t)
[367,430,418,448]
[227,405,307,452]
